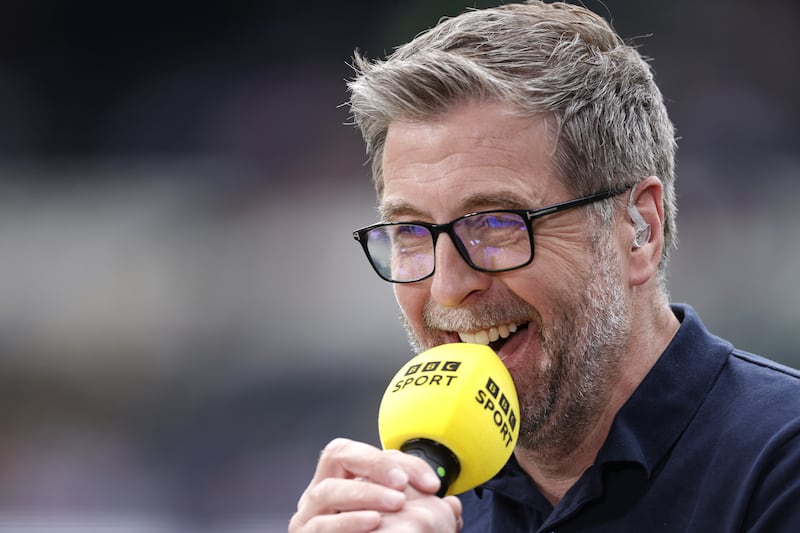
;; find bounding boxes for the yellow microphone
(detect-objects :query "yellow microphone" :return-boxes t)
[378,343,520,496]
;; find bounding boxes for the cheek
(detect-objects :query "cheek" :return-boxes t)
[527,238,591,288]
[394,283,428,326]
[502,248,581,301]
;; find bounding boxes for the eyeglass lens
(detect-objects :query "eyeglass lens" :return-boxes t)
[365,212,531,282]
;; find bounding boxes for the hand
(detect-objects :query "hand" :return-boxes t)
[289,437,463,532]
[379,484,463,532]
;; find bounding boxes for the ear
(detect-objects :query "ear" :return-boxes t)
[627,176,665,287]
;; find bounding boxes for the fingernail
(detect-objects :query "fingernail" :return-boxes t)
[388,467,408,488]
[422,470,441,489]
[383,489,405,508]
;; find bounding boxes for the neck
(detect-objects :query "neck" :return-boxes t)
[515,301,680,505]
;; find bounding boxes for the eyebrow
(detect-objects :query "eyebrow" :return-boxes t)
[379,190,535,221]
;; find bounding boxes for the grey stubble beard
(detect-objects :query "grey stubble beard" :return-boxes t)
[397,233,632,461]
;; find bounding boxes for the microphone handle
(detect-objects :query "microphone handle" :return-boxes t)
[400,438,461,497]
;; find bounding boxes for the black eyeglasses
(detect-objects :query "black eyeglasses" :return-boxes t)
[352,187,628,283]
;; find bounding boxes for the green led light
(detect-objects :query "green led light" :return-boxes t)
[437,466,446,477]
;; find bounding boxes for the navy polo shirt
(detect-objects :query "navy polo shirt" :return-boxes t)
[459,304,800,532]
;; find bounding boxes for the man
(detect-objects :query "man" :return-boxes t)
[289,1,800,531]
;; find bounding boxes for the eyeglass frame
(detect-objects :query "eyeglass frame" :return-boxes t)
[352,186,631,283]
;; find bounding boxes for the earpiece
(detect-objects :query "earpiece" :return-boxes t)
[628,185,651,249]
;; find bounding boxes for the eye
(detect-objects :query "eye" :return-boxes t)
[395,224,428,237]
[463,213,525,234]
[481,214,522,229]
[391,224,431,254]
[456,213,527,251]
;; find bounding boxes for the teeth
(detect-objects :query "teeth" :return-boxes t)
[457,322,521,346]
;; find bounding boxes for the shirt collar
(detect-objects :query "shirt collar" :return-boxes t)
[595,303,730,476]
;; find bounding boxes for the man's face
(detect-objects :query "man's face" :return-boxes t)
[379,101,632,450]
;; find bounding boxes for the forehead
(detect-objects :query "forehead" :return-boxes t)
[379,101,562,219]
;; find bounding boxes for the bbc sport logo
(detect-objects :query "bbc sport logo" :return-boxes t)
[404,361,461,376]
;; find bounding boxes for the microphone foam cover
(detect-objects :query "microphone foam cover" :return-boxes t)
[378,343,519,495]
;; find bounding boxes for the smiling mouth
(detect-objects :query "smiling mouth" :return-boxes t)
[457,321,528,352]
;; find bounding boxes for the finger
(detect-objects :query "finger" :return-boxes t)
[443,495,462,516]
[315,438,440,492]
[289,509,381,533]
[378,493,460,532]
[443,496,463,531]
[314,439,406,489]
[293,477,406,528]
[305,477,406,514]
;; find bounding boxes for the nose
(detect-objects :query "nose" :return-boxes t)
[429,234,492,307]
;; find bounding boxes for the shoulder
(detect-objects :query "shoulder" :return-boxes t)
[716,348,800,422]
[670,303,800,426]
[701,348,800,488]
[728,349,800,382]
[718,352,800,531]
[671,340,800,529]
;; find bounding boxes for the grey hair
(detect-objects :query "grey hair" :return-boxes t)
[347,0,678,283]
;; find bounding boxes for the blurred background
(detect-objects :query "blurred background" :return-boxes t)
[0,0,797,531]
